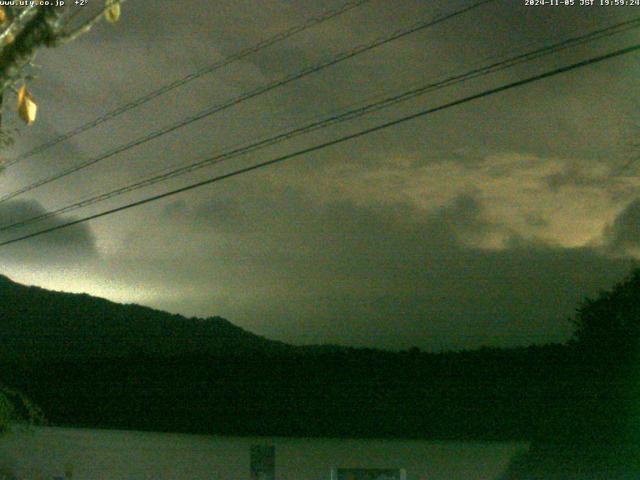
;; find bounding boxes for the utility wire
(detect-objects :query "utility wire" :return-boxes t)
[0,0,496,204]
[2,0,372,168]
[1,42,638,248]
[0,16,637,233]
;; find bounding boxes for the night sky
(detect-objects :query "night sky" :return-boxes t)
[0,0,638,350]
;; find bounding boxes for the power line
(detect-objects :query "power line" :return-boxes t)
[2,0,373,168]
[2,16,638,234]
[0,0,497,204]
[1,42,638,248]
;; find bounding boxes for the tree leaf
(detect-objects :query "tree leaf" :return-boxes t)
[105,0,121,24]
[17,85,37,125]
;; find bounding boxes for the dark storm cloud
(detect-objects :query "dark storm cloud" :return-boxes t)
[0,199,97,264]
[604,198,640,254]
[113,182,634,350]
[543,163,607,191]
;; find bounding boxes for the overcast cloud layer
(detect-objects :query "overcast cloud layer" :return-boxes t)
[0,0,639,350]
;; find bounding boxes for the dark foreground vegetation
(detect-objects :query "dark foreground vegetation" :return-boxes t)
[3,343,577,439]
[1,270,639,477]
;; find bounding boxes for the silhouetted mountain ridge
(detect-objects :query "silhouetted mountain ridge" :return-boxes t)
[0,273,287,361]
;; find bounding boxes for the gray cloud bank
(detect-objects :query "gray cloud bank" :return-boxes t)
[0,199,97,265]
[89,179,636,351]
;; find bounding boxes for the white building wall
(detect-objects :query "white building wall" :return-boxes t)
[0,427,527,480]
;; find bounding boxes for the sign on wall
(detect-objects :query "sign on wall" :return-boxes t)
[331,468,407,480]
[250,445,275,480]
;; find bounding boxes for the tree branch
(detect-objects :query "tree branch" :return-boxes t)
[56,0,125,45]
[0,6,39,50]
[0,6,52,95]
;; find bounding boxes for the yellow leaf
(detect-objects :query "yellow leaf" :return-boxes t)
[105,1,121,23]
[17,85,37,125]
[0,7,6,24]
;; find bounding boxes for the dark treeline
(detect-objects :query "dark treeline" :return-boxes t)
[4,344,576,439]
